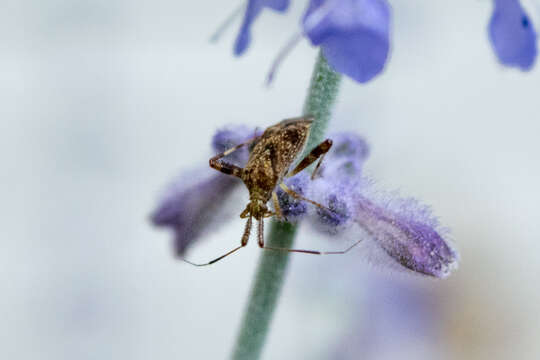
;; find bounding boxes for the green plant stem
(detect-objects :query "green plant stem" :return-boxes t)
[230,52,342,360]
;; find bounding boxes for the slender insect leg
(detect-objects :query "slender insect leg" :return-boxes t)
[287,139,332,179]
[209,137,259,178]
[279,183,333,213]
[182,245,245,267]
[257,218,264,248]
[182,216,252,267]
[271,192,284,221]
[262,239,363,255]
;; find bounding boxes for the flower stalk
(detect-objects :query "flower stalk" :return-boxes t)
[230,52,342,360]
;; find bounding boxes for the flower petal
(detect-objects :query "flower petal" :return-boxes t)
[303,0,391,82]
[276,173,310,222]
[354,191,459,278]
[489,0,537,70]
[151,125,258,255]
[151,168,240,255]
[309,178,356,234]
[234,0,291,55]
[322,132,370,177]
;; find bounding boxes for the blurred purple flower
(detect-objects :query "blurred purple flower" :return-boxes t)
[319,132,370,177]
[352,192,458,278]
[231,0,391,83]
[150,125,256,255]
[151,125,458,277]
[310,178,357,234]
[327,275,442,360]
[303,0,391,82]
[151,169,239,255]
[234,0,291,55]
[488,0,537,70]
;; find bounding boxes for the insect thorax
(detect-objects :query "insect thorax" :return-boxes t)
[242,119,311,203]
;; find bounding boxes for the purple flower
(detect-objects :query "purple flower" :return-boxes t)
[309,133,457,277]
[150,125,256,255]
[231,0,391,83]
[319,132,370,177]
[310,178,356,234]
[276,173,310,222]
[352,190,458,278]
[234,0,291,55]
[488,0,537,70]
[303,0,391,82]
[151,168,240,255]
[326,275,442,359]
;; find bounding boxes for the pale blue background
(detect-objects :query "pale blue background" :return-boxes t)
[2,1,540,359]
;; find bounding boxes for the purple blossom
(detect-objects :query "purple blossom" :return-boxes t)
[150,125,256,255]
[231,0,391,83]
[352,191,458,278]
[319,132,370,177]
[276,173,310,222]
[234,0,291,55]
[326,275,442,359]
[309,132,458,277]
[303,0,391,83]
[310,178,356,234]
[150,168,239,255]
[488,0,537,70]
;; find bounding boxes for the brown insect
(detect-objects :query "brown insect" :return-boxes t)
[184,116,360,266]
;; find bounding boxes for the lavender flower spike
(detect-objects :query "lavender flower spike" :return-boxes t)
[303,0,391,83]
[151,125,256,255]
[151,168,239,255]
[234,0,291,55]
[489,0,537,70]
[303,130,457,277]
[354,192,459,278]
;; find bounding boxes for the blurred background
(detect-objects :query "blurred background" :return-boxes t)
[2,0,540,359]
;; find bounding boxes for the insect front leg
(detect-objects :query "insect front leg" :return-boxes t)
[287,139,332,180]
[209,137,259,178]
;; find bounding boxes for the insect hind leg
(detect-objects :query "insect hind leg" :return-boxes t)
[182,216,252,267]
[262,239,363,255]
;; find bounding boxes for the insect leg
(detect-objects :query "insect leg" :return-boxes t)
[182,245,245,267]
[257,218,264,248]
[209,137,259,178]
[262,239,363,255]
[279,183,333,213]
[287,139,332,180]
[182,216,252,267]
[271,192,284,221]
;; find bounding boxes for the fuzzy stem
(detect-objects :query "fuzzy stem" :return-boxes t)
[230,52,341,360]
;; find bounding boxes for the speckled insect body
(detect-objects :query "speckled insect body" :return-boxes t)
[241,118,312,219]
[186,116,341,266]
